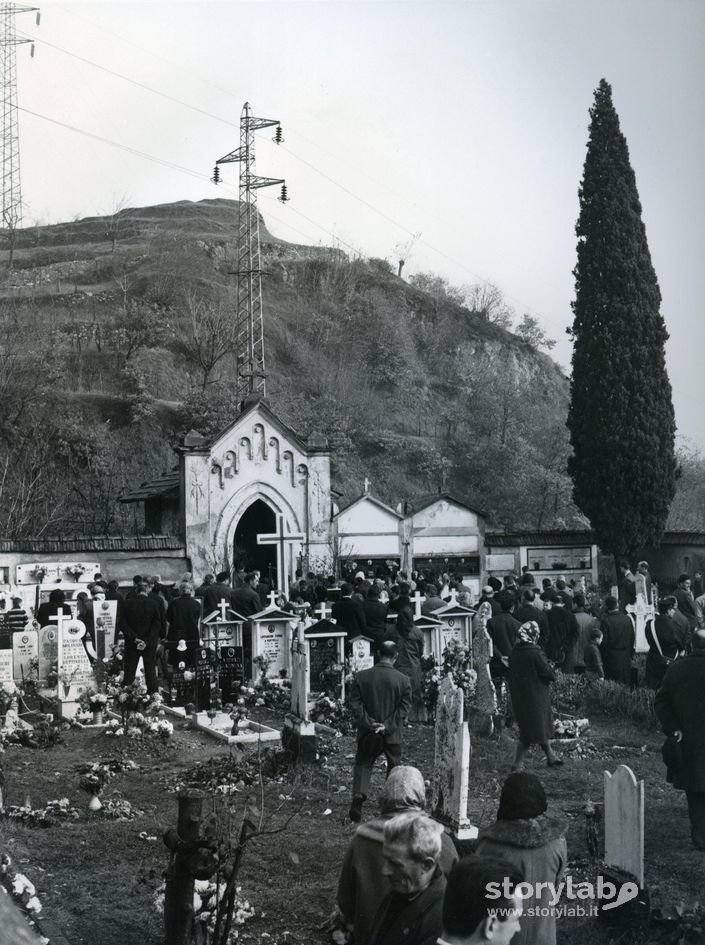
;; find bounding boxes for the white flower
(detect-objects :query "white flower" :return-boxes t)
[193,892,203,912]
[26,896,42,914]
[12,874,35,897]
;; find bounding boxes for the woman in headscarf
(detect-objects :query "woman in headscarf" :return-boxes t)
[337,765,458,945]
[394,605,426,722]
[509,621,563,769]
[472,600,498,719]
[476,772,567,945]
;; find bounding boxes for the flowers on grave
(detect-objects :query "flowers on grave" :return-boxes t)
[5,797,81,828]
[309,694,355,734]
[0,681,17,712]
[77,688,109,714]
[553,717,591,739]
[421,641,479,718]
[152,880,256,944]
[1,854,47,941]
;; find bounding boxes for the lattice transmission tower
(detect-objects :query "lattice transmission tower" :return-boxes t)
[215,102,286,403]
[0,3,39,258]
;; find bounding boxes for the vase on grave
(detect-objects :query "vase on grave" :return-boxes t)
[87,794,102,812]
[92,709,103,725]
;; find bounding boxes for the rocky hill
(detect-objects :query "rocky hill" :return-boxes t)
[0,198,583,538]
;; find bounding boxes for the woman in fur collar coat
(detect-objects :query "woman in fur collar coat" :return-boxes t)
[476,772,567,945]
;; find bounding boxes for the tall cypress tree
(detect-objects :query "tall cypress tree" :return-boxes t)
[567,79,676,558]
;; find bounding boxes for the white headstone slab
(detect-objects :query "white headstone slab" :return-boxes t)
[604,764,644,887]
[626,574,654,654]
[0,648,14,691]
[38,626,59,685]
[290,642,310,721]
[431,674,475,838]
[93,599,118,660]
[256,621,288,678]
[59,619,95,705]
[350,637,374,673]
[13,629,38,683]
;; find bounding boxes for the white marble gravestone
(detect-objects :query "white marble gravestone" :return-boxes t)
[38,626,59,685]
[251,607,294,680]
[12,629,38,684]
[0,647,14,692]
[431,674,477,839]
[283,639,316,762]
[290,641,311,722]
[604,764,644,887]
[93,599,118,660]
[350,635,374,673]
[57,618,95,719]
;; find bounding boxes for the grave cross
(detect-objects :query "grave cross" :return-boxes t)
[267,589,279,609]
[49,609,72,679]
[447,588,459,606]
[218,598,230,621]
[315,601,332,621]
[410,589,426,618]
[257,513,305,599]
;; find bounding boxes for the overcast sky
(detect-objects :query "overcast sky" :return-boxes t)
[14,0,705,448]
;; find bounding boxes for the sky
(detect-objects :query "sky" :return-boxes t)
[12,0,705,448]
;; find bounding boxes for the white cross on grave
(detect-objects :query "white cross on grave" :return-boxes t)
[447,588,459,606]
[49,610,72,678]
[315,601,332,621]
[257,514,305,599]
[218,597,230,621]
[626,573,655,654]
[410,590,426,618]
[267,589,279,609]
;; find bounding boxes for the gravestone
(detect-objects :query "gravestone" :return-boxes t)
[626,574,654,654]
[56,617,95,719]
[201,602,246,704]
[604,764,644,887]
[12,629,38,684]
[0,645,14,692]
[432,596,475,657]
[194,647,214,711]
[415,612,444,662]
[283,640,316,763]
[93,599,118,660]
[38,626,59,685]
[169,666,195,708]
[304,618,346,696]
[251,607,294,680]
[350,635,375,673]
[431,674,477,840]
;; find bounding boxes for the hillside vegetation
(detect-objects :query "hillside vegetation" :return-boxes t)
[0,197,599,538]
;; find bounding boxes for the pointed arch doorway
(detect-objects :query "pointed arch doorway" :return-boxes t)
[233,499,277,586]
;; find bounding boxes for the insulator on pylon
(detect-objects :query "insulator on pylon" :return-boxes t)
[278,184,289,203]
[30,43,34,58]
[273,125,284,145]
[36,12,41,26]
[211,165,221,185]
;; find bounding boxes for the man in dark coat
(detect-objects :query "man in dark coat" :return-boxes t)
[362,584,388,650]
[674,573,699,631]
[421,584,445,616]
[508,621,562,768]
[655,630,705,850]
[617,561,637,612]
[645,596,687,689]
[200,571,235,616]
[121,582,165,693]
[348,640,411,822]
[545,594,580,671]
[367,812,446,945]
[514,589,549,651]
[389,581,412,614]
[165,583,202,668]
[230,572,263,617]
[332,583,367,636]
[478,586,502,617]
[487,596,520,679]
[600,596,635,684]
[36,588,72,628]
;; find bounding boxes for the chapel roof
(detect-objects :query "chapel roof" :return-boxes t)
[403,492,487,518]
[335,492,403,519]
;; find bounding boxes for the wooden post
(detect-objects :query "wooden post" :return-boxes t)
[163,792,206,945]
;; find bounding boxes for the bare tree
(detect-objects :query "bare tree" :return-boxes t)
[171,291,237,390]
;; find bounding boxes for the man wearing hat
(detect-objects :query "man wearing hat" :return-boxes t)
[478,585,501,617]
[348,640,411,822]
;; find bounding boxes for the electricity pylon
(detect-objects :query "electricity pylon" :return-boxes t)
[0,3,39,262]
[215,102,285,402]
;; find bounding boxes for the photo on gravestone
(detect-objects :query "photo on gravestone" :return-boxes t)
[93,599,118,660]
[12,629,38,684]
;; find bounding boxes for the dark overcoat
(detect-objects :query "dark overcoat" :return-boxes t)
[348,663,411,744]
[645,615,687,689]
[655,652,705,792]
[367,868,446,945]
[600,612,634,684]
[509,642,555,745]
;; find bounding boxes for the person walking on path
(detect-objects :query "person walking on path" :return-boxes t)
[348,640,412,822]
[508,621,563,769]
[655,630,705,851]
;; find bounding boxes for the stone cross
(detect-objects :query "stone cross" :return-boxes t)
[447,588,459,605]
[267,589,279,609]
[49,610,72,677]
[626,573,655,654]
[410,590,426,618]
[218,598,230,621]
[431,674,477,840]
[290,641,310,722]
[257,513,305,598]
[363,477,371,493]
[604,764,644,887]
[315,601,332,621]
